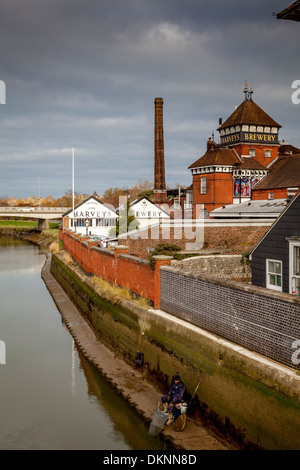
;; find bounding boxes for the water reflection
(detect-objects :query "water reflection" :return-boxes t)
[76,348,166,450]
[0,237,167,450]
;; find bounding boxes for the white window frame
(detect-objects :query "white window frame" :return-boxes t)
[289,241,300,294]
[266,259,282,292]
[265,150,271,158]
[249,148,256,157]
[200,177,207,194]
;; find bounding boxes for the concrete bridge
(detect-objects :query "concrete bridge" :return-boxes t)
[0,207,69,230]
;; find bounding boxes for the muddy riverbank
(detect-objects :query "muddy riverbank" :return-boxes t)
[0,227,59,249]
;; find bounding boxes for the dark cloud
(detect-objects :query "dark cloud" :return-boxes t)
[0,0,299,198]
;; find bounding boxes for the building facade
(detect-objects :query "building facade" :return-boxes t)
[62,194,118,237]
[188,85,296,217]
[250,191,300,294]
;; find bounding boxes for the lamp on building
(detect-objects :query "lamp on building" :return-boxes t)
[74,218,77,233]
[85,218,90,236]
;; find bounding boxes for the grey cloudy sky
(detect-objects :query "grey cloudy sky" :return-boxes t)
[0,0,299,199]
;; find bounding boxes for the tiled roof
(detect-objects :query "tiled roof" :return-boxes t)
[254,154,300,190]
[277,1,300,21]
[278,143,300,155]
[235,158,267,170]
[188,148,241,169]
[218,99,281,130]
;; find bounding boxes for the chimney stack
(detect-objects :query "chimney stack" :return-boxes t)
[153,97,168,205]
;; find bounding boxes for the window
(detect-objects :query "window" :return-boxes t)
[266,259,282,291]
[96,218,117,227]
[249,148,255,157]
[268,192,274,200]
[265,150,271,158]
[200,177,207,194]
[289,242,300,295]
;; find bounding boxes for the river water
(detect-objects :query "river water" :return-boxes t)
[0,237,166,450]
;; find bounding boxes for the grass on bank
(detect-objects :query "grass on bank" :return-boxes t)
[0,220,60,247]
[0,219,59,229]
[60,249,150,308]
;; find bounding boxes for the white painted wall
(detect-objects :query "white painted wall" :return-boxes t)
[64,197,118,237]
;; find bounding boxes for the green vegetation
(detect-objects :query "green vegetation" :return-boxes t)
[241,251,251,272]
[0,219,37,228]
[0,219,59,229]
[109,200,139,237]
[148,243,197,270]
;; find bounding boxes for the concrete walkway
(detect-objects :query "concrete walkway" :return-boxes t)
[41,254,231,451]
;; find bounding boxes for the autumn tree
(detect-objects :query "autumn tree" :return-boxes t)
[109,198,139,237]
[101,187,130,208]
[102,179,154,208]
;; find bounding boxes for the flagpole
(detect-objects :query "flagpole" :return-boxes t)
[72,147,75,223]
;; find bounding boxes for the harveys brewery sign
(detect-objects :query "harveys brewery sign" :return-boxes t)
[220,131,279,146]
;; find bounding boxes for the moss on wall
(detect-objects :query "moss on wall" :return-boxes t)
[50,253,300,450]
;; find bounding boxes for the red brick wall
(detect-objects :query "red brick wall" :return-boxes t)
[91,247,115,284]
[204,225,269,253]
[60,230,173,305]
[234,143,278,167]
[81,242,90,273]
[117,255,154,300]
[252,187,294,200]
[192,172,234,215]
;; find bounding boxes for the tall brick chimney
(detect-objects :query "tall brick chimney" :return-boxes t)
[153,97,168,205]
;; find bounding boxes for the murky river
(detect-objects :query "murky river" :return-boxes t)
[0,237,166,450]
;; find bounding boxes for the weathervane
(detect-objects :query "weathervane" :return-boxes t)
[243,81,253,101]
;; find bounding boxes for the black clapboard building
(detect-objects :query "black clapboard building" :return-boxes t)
[250,191,300,294]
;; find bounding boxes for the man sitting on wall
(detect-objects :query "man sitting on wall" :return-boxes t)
[161,375,186,425]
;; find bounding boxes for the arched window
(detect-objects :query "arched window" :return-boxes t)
[200,177,207,194]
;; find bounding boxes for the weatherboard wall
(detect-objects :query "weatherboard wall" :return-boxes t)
[251,193,300,293]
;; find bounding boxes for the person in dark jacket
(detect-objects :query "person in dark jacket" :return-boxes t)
[161,375,185,425]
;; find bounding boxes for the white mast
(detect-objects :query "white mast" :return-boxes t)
[72,147,75,218]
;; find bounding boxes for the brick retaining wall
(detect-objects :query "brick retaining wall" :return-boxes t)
[60,229,171,307]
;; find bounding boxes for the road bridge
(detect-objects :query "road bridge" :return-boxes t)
[0,207,69,230]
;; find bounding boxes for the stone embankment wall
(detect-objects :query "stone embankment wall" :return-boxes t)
[50,253,300,450]
[171,254,251,281]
